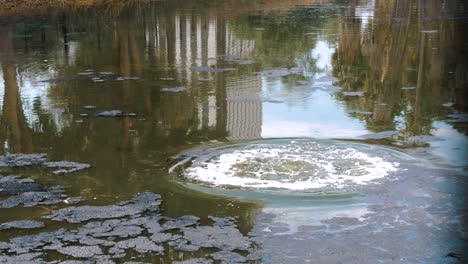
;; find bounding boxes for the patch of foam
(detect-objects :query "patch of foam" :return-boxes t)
[183,140,400,191]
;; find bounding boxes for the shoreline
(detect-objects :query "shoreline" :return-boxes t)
[0,0,151,16]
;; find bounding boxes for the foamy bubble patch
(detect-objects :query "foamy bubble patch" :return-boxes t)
[182,140,401,191]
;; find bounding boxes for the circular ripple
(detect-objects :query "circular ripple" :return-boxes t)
[174,139,410,192]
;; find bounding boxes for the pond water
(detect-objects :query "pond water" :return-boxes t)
[0,0,467,263]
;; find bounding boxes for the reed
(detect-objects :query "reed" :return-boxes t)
[0,0,153,16]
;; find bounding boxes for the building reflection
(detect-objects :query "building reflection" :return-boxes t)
[140,6,266,140]
[226,75,262,140]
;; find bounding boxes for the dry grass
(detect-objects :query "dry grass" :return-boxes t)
[0,0,154,16]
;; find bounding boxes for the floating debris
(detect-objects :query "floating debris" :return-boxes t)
[262,99,284,104]
[99,72,114,76]
[182,225,251,251]
[0,175,43,194]
[57,245,103,258]
[228,60,255,65]
[221,55,255,65]
[46,192,161,223]
[161,86,186,93]
[208,215,237,227]
[421,29,438,33]
[314,76,339,83]
[192,66,237,73]
[0,190,65,208]
[64,197,82,205]
[48,108,65,114]
[91,77,105,83]
[160,77,175,81]
[0,175,66,208]
[95,110,124,117]
[0,154,91,175]
[259,68,302,78]
[358,130,399,139]
[162,215,199,230]
[78,71,94,76]
[44,161,91,175]
[347,109,373,115]
[401,135,444,146]
[116,76,140,81]
[198,77,213,81]
[445,252,462,260]
[446,114,468,123]
[81,105,96,109]
[319,84,343,93]
[113,237,163,254]
[305,76,341,93]
[442,102,455,107]
[0,220,45,230]
[0,191,260,263]
[0,153,48,167]
[401,86,416,90]
[342,91,365,97]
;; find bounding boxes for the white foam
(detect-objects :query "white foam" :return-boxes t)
[183,140,400,190]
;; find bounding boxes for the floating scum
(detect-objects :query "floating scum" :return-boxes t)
[171,139,410,192]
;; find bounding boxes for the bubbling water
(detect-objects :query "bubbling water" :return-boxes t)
[177,139,405,191]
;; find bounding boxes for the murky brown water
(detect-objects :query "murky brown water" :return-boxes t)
[0,0,467,263]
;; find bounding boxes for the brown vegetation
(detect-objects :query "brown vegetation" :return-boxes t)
[0,0,154,16]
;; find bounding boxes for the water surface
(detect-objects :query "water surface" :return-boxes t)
[0,0,467,263]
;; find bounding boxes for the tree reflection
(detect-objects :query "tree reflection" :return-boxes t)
[0,26,34,154]
[0,3,465,258]
[333,0,467,135]
[1,0,465,152]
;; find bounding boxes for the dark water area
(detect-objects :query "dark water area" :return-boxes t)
[0,0,467,263]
